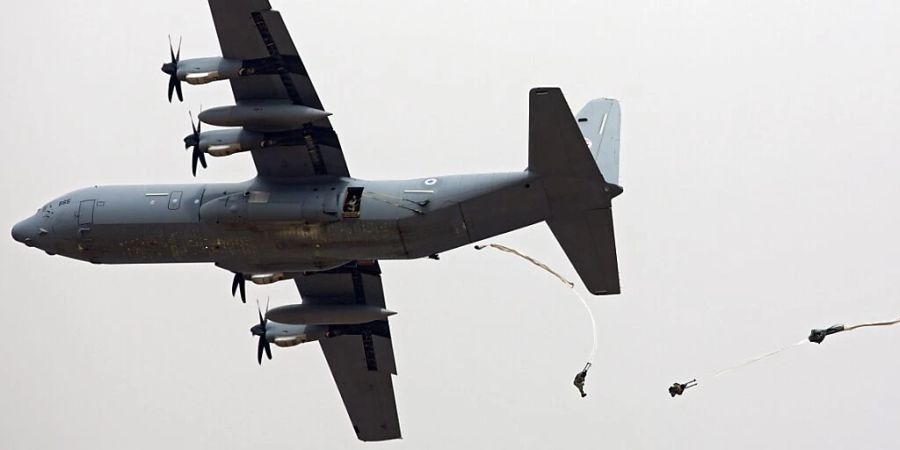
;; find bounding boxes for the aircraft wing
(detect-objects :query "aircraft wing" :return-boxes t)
[208,0,350,178]
[294,261,401,441]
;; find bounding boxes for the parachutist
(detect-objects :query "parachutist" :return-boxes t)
[573,362,592,398]
[474,244,487,250]
[808,324,845,344]
[668,379,697,397]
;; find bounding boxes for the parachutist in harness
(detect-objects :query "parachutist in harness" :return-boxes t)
[573,363,592,398]
[808,324,845,344]
[809,317,900,344]
[668,379,697,397]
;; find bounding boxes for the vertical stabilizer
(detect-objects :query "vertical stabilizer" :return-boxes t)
[526,88,622,295]
[576,99,620,185]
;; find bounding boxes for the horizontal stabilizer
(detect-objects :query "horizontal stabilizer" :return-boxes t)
[548,207,620,295]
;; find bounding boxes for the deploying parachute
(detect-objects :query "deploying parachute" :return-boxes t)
[809,317,900,344]
[474,243,600,398]
[669,315,900,397]
[473,243,900,399]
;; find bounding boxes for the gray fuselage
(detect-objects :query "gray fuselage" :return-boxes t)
[12,172,550,274]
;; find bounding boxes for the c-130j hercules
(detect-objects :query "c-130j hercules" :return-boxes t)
[10,0,623,442]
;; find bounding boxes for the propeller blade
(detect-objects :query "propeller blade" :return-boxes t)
[198,148,208,169]
[257,338,265,365]
[191,150,199,176]
[232,273,246,303]
[175,79,183,102]
[164,36,183,102]
[167,77,176,103]
[257,299,265,324]
[253,298,272,365]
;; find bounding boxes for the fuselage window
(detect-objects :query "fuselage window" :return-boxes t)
[168,191,183,210]
[342,187,363,218]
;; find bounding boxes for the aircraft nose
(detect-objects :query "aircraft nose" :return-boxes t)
[11,219,33,245]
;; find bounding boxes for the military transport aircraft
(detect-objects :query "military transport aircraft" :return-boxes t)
[10,0,623,442]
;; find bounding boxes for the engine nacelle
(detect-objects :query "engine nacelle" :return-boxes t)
[196,129,266,157]
[249,272,290,285]
[267,323,328,348]
[176,57,244,85]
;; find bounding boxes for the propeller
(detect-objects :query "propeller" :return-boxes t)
[250,299,272,365]
[231,272,246,303]
[183,110,208,176]
[161,35,183,102]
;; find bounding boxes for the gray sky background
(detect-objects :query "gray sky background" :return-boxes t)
[2,0,900,448]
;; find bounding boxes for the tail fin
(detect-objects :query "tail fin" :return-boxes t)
[576,99,620,185]
[527,88,621,187]
[527,88,622,295]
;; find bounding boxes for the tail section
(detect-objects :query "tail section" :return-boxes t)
[527,88,621,188]
[576,99,620,185]
[526,88,622,295]
[548,208,620,295]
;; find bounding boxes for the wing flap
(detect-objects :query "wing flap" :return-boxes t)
[320,335,401,441]
[209,0,271,60]
[208,0,350,178]
[294,262,400,441]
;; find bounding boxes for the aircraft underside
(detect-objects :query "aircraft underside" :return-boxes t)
[9,0,623,441]
[33,172,546,274]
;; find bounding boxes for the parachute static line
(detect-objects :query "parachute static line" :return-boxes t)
[681,315,900,393]
[477,243,575,288]
[712,339,807,378]
[474,243,600,360]
[363,191,426,215]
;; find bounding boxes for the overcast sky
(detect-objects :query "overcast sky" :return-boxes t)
[3,0,900,448]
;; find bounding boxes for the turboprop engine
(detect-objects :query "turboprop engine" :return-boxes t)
[250,301,396,364]
[182,113,272,176]
[190,128,267,157]
[250,300,329,365]
[161,38,240,102]
[160,37,269,102]
[174,57,244,85]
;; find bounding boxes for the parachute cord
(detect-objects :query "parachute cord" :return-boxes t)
[711,340,807,379]
[682,314,900,394]
[709,316,900,379]
[363,192,423,215]
[844,316,900,331]
[572,289,600,360]
[476,243,600,362]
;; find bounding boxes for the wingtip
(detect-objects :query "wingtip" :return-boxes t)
[530,87,561,95]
